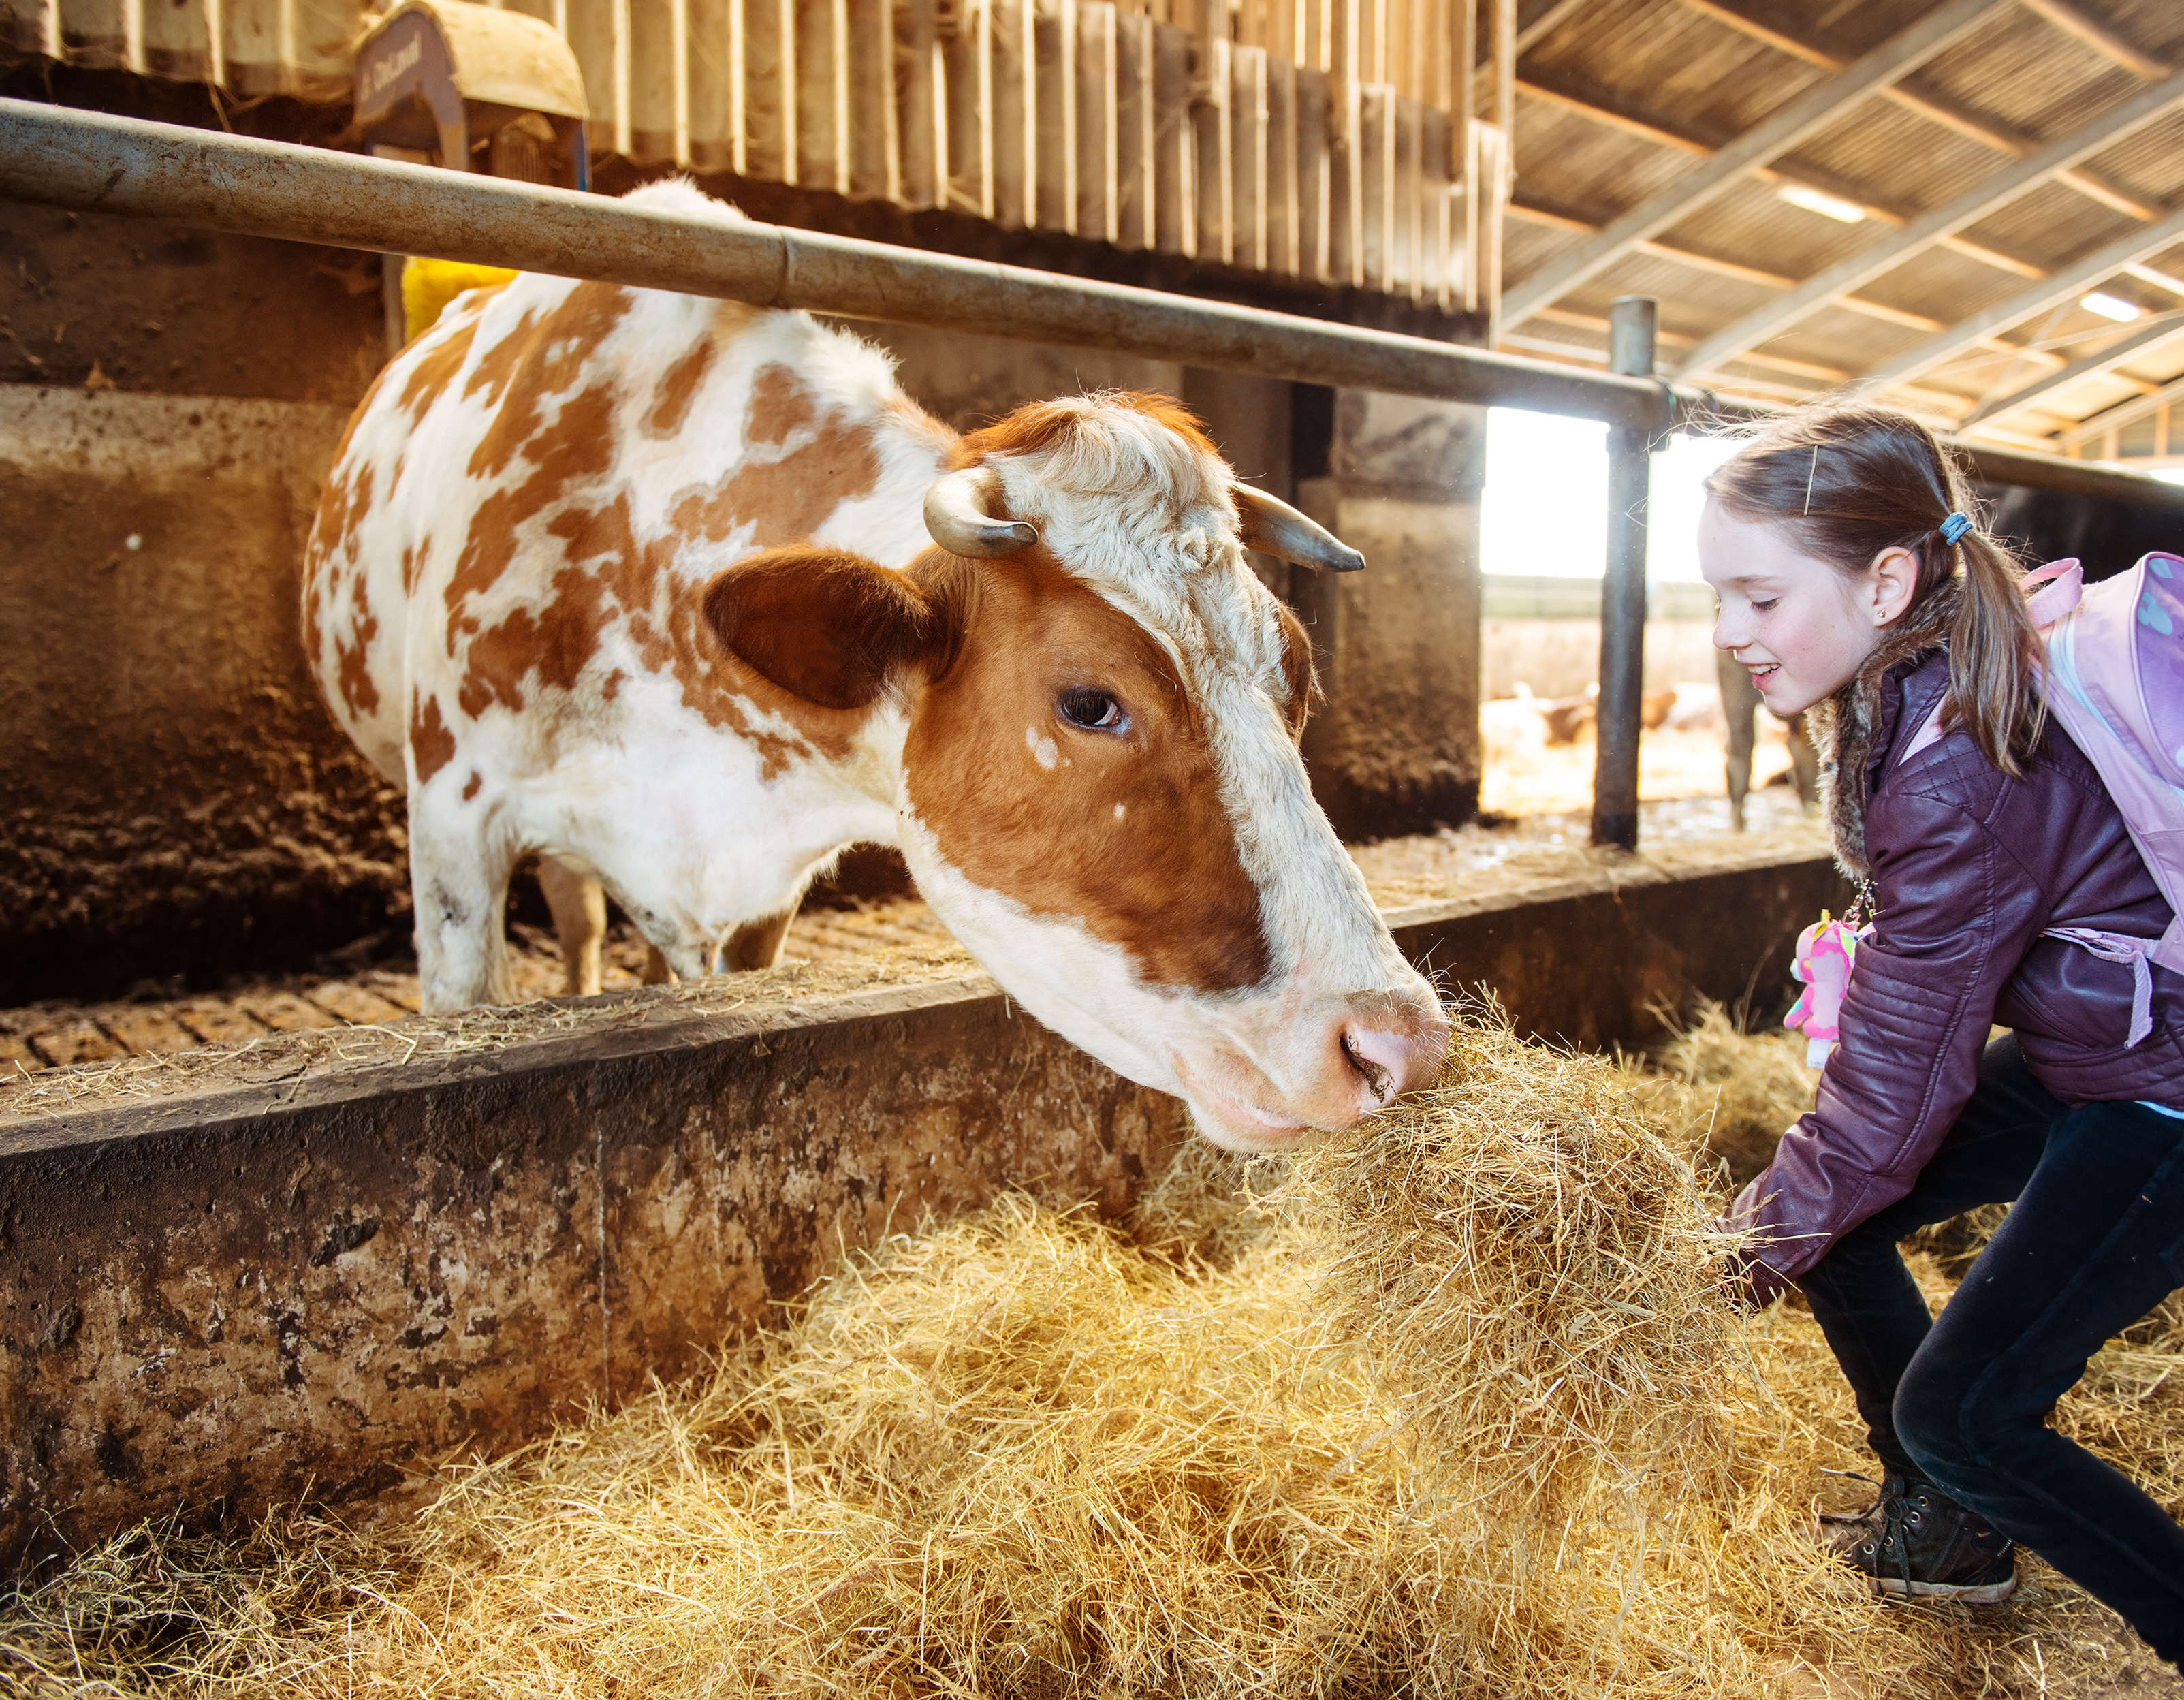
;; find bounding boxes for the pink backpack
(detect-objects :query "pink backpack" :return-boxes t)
[1902,552,2184,1046]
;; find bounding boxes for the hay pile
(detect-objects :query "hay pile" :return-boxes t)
[1632,1000,1821,1188]
[6,1011,2181,1698]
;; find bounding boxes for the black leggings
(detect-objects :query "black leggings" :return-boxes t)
[1797,1035,2184,1661]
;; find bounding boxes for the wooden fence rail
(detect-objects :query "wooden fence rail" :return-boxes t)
[0,0,1513,312]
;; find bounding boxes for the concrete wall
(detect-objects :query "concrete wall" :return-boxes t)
[1293,392,1485,840]
[0,200,400,1005]
[0,837,1847,1569]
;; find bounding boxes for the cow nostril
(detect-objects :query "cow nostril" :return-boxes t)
[1340,1030,1393,1103]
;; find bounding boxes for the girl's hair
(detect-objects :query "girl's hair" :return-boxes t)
[1703,403,2044,778]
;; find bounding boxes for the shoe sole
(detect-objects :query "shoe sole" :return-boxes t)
[1870,1575,2018,1604]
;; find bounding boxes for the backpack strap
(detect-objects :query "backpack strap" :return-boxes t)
[2023,558,2085,629]
[1898,700,1948,766]
[2042,926,2156,1047]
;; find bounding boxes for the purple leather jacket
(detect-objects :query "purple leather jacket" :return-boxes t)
[1730,646,2184,1302]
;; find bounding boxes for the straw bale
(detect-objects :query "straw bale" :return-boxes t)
[5,1011,2182,1699]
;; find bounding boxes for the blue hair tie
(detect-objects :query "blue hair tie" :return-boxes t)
[1940,511,1972,545]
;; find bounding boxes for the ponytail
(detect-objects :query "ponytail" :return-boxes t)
[1705,403,2045,777]
[1944,520,2045,780]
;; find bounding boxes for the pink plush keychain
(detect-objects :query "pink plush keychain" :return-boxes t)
[1785,910,1869,1067]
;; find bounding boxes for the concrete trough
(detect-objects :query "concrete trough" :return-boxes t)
[0,834,1846,1570]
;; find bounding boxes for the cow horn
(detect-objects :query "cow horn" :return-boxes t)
[923,467,1039,558]
[1234,485,1365,573]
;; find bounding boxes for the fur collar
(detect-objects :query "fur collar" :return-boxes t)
[1807,580,1959,883]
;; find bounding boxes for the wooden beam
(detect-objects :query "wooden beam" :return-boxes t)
[1941,234,2045,279]
[2125,262,2184,298]
[1510,0,1587,55]
[1675,65,2184,378]
[1675,0,2162,219]
[1533,303,1699,348]
[1514,72,1906,219]
[2057,369,2184,450]
[1674,0,1831,68]
[1512,72,1952,236]
[1491,0,1514,135]
[1506,193,1592,233]
[1859,202,2184,393]
[1835,294,1946,333]
[1961,313,2184,428]
[2016,0,2168,81]
[1513,195,1946,320]
[1501,0,2008,324]
[1632,238,1790,289]
[1513,73,1711,155]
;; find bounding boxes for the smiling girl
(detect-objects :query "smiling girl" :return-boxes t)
[1700,404,2184,1663]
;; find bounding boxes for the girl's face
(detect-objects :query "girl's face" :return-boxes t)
[1698,500,1916,717]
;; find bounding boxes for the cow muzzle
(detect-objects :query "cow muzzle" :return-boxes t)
[1175,986,1451,1152]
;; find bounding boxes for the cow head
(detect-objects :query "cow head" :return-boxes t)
[706,393,1448,1150]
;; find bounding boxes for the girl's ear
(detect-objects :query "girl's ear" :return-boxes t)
[1867,545,1920,628]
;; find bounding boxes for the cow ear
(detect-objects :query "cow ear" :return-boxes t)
[1274,600,1318,740]
[702,547,962,711]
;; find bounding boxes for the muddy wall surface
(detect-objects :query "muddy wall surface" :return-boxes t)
[0,979,1187,1569]
[0,190,401,1006]
[1295,391,1486,840]
[0,384,409,1006]
[0,838,1846,1571]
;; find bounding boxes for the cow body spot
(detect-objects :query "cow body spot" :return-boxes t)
[646,338,715,437]
[746,364,817,446]
[410,695,458,785]
[670,417,883,553]
[396,316,483,419]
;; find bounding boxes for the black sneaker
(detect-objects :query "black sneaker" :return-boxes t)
[1835,1474,2019,1604]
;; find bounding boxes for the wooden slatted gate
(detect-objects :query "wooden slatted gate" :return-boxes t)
[1,0,1512,316]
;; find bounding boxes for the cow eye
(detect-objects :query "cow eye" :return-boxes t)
[1057,687,1127,731]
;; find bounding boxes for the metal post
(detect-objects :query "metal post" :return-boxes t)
[1590,294,1656,852]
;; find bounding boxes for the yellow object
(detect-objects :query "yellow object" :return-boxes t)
[401,256,520,343]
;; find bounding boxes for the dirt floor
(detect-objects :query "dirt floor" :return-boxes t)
[1481,717,1803,822]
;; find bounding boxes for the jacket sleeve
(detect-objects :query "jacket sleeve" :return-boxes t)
[1726,777,2052,1303]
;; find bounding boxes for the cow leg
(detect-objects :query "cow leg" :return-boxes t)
[1715,646,1758,833]
[722,908,797,972]
[409,808,520,1013]
[537,856,607,996]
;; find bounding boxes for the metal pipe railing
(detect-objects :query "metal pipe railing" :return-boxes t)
[8,97,2180,509]
[0,99,1658,429]
[7,95,2184,860]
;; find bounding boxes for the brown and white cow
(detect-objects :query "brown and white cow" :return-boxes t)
[304,180,1447,1150]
